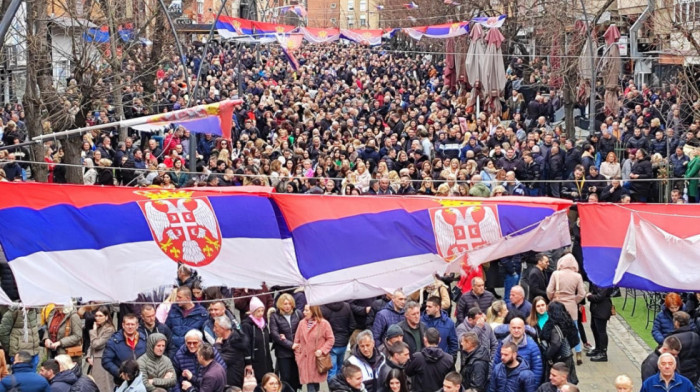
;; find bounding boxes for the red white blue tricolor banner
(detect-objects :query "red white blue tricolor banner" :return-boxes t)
[0,184,570,305]
[579,203,700,292]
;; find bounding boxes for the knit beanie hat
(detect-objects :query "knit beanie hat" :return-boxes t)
[249,296,265,314]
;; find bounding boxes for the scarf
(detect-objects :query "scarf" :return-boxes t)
[537,312,549,330]
[249,314,266,329]
[48,312,66,343]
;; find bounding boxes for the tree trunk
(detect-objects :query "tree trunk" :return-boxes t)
[23,0,47,182]
[102,0,127,142]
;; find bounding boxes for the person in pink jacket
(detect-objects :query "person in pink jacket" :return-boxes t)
[293,305,335,392]
[547,253,587,363]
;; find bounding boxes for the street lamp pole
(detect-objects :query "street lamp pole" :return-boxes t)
[579,0,597,136]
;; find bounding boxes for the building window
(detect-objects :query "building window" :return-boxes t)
[348,1,354,11]
[197,0,204,14]
[675,0,700,24]
[359,0,367,11]
[360,15,366,26]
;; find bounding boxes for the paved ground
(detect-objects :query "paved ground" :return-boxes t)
[576,310,651,391]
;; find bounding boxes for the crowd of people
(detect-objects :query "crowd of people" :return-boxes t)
[0,33,700,392]
[0,253,697,392]
[0,41,699,204]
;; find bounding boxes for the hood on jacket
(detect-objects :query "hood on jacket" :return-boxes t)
[383,301,404,315]
[556,254,579,272]
[422,346,447,363]
[146,333,168,360]
[328,374,363,392]
[464,345,490,364]
[52,369,78,386]
[508,356,531,375]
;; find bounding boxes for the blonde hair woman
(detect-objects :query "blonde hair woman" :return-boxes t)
[600,151,621,180]
[486,300,508,328]
[268,294,302,390]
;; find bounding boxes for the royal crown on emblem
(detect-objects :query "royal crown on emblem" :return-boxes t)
[137,192,222,267]
[430,204,502,262]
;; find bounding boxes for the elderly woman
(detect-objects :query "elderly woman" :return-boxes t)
[241,297,273,383]
[547,253,586,364]
[293,305,334,392]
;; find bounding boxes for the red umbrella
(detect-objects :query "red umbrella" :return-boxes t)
[549,37,562,88]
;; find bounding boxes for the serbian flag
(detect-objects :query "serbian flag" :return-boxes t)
[404,22,469,40]
[340,29,383,46]
[403,1,418,8]
[0,184,303,306]
[129,99,240,140]
[580,203,700,291]
[472,14,507,28]
[253,20,296,38]
[276,34,303,70]
[301,27,340,44]
[216,16,255,39]
[376,5,385,9]
[272,194,571,304]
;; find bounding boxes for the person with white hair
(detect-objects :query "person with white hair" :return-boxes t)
[213,315,249,388]
[640,353,695,392]
[171,330,227,392]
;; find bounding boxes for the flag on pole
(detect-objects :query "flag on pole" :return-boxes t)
[340,29,384,46]
[376,5,385,10]
[130,100,239,139]
[403,1,418,8]
[472,14,507,28]
[276,34,304,70]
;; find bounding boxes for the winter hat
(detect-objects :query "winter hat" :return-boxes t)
[385,324,404,340]
[249,296,265,314]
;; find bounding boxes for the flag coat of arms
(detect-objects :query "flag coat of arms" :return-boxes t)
[0,184,570,306]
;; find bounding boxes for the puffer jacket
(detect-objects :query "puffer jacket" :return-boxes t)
[405,346,454,392]
[166,304,208,349]
[328,374,367,392]
[115,373,148,392]
[421,311,459,357]
[488,356,537,392]
[493,335,543,383]
[50,370,78,392]
[322,302,357,347]
[652,308,678,344]
[269,309,302,359]
[214,325,250,388]
[0,362,50,392]
[102,330,147,380]
[172,342,227,392]
[0,307,40,356]
[136,333,176,392]
[371,301,405,346]
[461,345,491,392]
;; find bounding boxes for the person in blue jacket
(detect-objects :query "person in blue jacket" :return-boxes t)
[488,342,537,392]
[421,296,459,359]
[372,290,406,347]
[641,353,696,392]
[0,351,51,392]
[102,314,147,384]
[493,318,543,384]
[166,286,209,349]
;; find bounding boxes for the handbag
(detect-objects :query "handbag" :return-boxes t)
[63,316,84,357]
[314,322,332,374]
[242,369,257,392]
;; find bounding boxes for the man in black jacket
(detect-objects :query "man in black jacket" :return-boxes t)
[459,332,490,392]
[329,364,367,392]
[213,315,250,388]
[527,254,550,302]
[139,305,175,358]
[667,312,700,384]
[640,336,681,381]
[586,283,613,362]
[405,328,453,392]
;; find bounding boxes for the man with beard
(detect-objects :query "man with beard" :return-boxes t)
[489,342,537,392]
